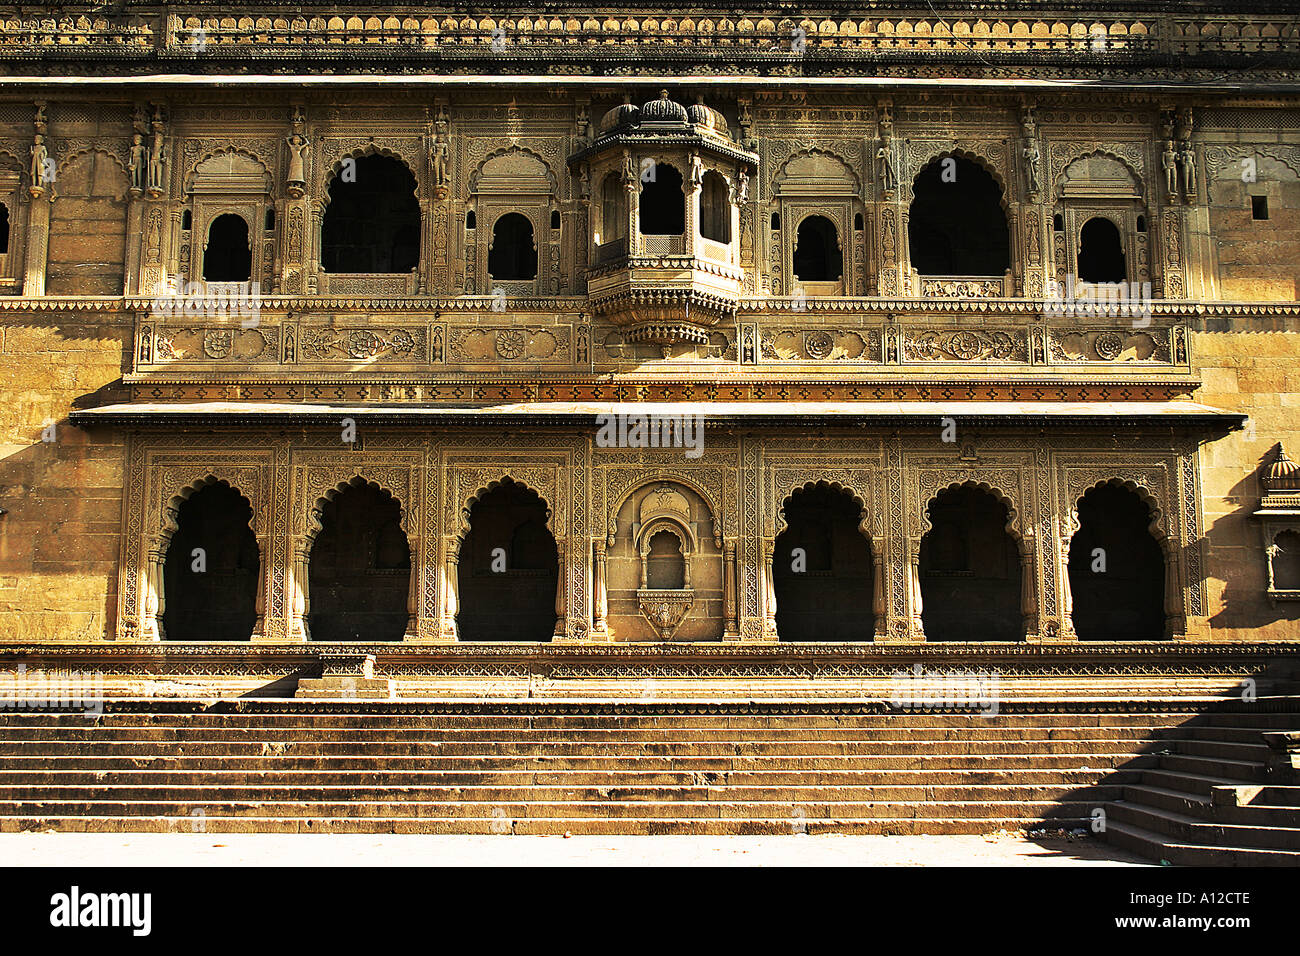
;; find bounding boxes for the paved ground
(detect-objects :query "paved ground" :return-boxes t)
[1,832,1152,866]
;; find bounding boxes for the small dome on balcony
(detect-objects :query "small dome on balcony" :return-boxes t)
[1265,447,1300,489]
[687,95,729,136]
[599,95,640,133]
[641,90,689,124]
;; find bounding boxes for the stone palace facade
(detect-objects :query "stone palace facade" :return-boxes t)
[1,2,1299,668]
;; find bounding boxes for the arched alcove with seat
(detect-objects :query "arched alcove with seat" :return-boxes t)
[307,479,411,641]
[321,154,420,273]
[919,485,1024,641]
[909,155,1009,276]
[202,213,252,282]
[162,481,259,641]
[457,479,559,642]
[773,484,874,641]
[1068,482,1166,640]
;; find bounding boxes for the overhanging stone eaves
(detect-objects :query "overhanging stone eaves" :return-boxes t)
[69,400,1247,431]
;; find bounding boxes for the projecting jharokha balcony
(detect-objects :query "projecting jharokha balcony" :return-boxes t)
[571,91,758,353]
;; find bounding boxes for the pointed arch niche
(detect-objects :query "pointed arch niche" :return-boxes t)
[606,481,723,641]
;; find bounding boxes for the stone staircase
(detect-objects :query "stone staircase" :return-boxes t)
[1104,713,1300,866]
[0,700,1269,839]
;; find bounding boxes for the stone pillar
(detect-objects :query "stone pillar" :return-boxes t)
[141,542,166,642]
[722,542,739,640]
[762,540,777,637]
[1164,538,1187,638]
[288,539,311,641]
[404,535,419,639]
[908,539,925,640]
[872,550,887,639]
[553,538,568,638]
[22,193,49,296]
[440,537,460,640]
[252,532,269,639]
[1021,540,1040,640]
[1056,539,1078,641]
[592,540,608,635]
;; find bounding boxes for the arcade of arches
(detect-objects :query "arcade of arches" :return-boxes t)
[147,462,1196,644]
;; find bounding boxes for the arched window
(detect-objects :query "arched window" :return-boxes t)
[1273,530,1300,591]
[700,170,731,243]
[0,202,8,255]
[1068,483,1165,641]
[162,482,259,642]
[1077,216,1127,283]
[488,213,537,280]
[909,156,1009,275]
[793,215,842,282]
[639,164,685,235]
[646,530,687,590]
[600,173,627,243]
[202,214,251,282]
[321,154,420,273]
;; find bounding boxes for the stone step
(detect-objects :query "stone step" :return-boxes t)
[1107,801,1300,851]
[0,739,1166,758]
[0,782,1127,803]
[0,767,1150,787]
[0,752,1152,772]
[1156,753,1267,783]
[0,726,1189,742]
[1104,820,1300,867]
[1137,768,1249,797]
[1171,739,1272,761]
[0,815,1090,836]
[0,798,1105,821]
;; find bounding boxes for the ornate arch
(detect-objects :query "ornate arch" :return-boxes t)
[775,477,872,539]
[458,474,555,541]
[470,145,558,194]
[305,474,412,544]
[917,477,1024,541]
[909,147,1010,206]
[321,145,421,204]
[772,147,861,193]
[158,474,258,547]
[637,517,695,556]
[55,145,129,179]
[1067,476,1167,542]
[608,475,722,547]
[186,145,273,181]
[1050,146,1145,201]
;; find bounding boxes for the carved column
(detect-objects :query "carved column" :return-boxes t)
[22,193,48,296]
[440,537,460,640]
[1021,540,1040,640]
[141,541,166,642]
[762,540,777,638]
[288,539,311,641]
[1057,538,1078,641]
[592,540,608,635]
[251,531,269,639]
[404,534,420,639]
[1163,538,1187,638]
[553,538,568,638]
[722,542,739,640]
[872,550,887,639]
[908,538,925,640]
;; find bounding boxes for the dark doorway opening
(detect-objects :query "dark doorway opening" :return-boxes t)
[321,154,420,273]
[793,215,843,282]
[639,164,685,235]
[458,480,559,642]
[162,482,259,641]
[202,214,252,282]
[700,171,731,243]
[1068,483,1166,640]
[1077,216,1127,283]
[488,212,538,280]
[646,530,687,590]
[774,484,874,641]
[920,485,1023,641]
[0,202,9,254]
[909,156,1009,275]
[308,480,410,641]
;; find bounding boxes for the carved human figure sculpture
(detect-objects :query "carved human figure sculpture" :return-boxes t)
[127,133,148,195]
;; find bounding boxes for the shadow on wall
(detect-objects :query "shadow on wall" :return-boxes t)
[1207,446,1300,632]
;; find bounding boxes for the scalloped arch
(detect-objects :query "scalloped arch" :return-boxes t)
[323,146,421,203]
[910,148,1009,202]
[159,475,257,544]
[471,145,557,194]
[459,475,554,540]
[1069,477,1166,542]
[56,146,129,179]
[307,475,410,543]
[775,479,871,540]
[919,479,1023,542]
[1051,147,1145,200]
[608,476,722,548]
